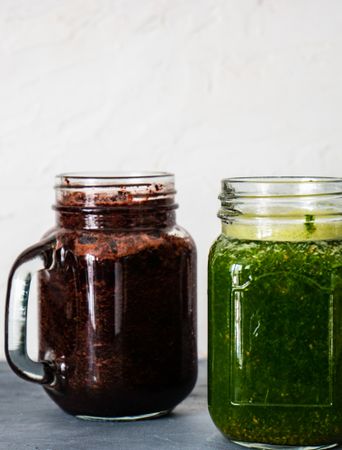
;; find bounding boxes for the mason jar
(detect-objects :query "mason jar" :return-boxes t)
[208,177,342,448]
[6,172,197,420]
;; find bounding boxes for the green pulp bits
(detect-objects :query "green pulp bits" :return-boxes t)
[208,235,342,446]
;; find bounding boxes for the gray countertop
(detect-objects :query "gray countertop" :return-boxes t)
[0,360,236,450]
[1,361,342,450]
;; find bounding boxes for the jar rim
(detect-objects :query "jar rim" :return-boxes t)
[222,176,342,184]
[54,172,176,208]
[55,172,174,188]
[220,176,342,200]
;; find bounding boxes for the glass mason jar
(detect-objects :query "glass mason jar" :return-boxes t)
[208,177,342,449]
[6,172,197,420]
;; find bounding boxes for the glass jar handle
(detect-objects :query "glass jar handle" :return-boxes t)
[5,238,56,384]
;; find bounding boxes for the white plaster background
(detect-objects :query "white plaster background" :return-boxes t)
[1,0,342,360]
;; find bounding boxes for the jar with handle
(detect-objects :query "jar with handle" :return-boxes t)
[6,172,197,421]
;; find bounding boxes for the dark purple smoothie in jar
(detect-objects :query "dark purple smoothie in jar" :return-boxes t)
[38,173,197,420]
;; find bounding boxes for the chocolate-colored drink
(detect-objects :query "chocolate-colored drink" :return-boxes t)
[6,173,197,420]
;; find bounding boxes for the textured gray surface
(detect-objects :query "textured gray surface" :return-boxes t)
[0,360,239,450]
[2,361,342,450]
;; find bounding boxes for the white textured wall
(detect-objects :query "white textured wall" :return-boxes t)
[1,0,342,360]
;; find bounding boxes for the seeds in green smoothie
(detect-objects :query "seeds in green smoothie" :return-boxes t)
[208,235,342,446]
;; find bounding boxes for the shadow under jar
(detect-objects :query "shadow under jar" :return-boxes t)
[6,172,197,420]
[208,177,342,449]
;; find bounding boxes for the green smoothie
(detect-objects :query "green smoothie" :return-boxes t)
[208,218,342,446]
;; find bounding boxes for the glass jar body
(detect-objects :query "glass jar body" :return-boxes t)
[39,221,197,419]
[209,235,342,446]
[208,177,342,448]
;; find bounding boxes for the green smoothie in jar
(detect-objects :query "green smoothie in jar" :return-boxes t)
[208,177,342,449]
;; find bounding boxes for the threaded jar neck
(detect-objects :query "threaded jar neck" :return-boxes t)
[54,172,177,230]
[219,177,342,241]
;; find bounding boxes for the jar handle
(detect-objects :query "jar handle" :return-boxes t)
[5,238,56,384]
